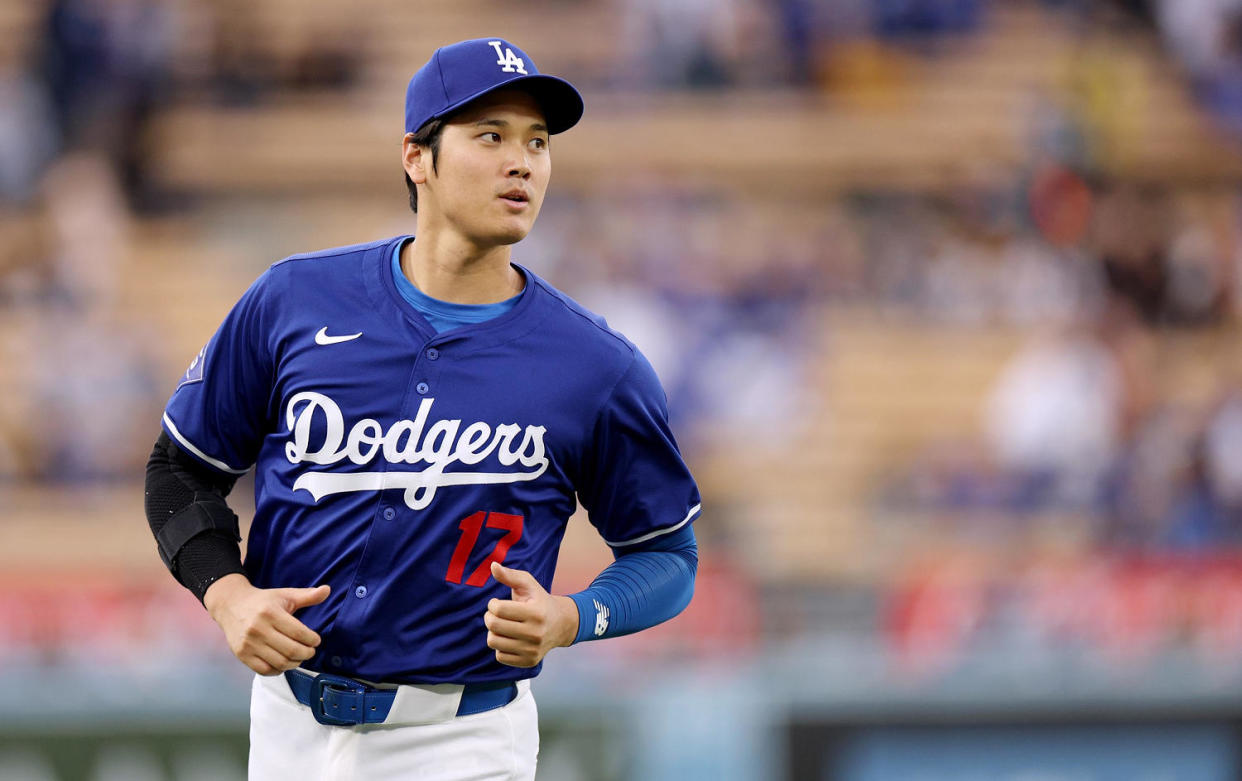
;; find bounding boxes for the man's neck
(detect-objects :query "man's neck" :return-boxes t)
[400,226,524,305]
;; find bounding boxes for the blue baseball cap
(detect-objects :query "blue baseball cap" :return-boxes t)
[404,38,584,136]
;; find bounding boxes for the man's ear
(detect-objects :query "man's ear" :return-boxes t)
[403,133,429,184]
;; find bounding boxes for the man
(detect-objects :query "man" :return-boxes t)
[144,38,700,780]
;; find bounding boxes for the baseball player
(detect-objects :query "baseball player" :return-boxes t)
[143,38,700,780]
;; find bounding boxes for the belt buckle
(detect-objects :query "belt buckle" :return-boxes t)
[310,672,369,726]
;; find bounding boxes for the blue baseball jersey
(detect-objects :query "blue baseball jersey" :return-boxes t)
[162,236,701,684]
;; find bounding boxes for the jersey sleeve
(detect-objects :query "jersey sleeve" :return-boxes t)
[161,272,276,475]
[577,350,701,548]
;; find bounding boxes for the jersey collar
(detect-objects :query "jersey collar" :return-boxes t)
[366,235,549,348]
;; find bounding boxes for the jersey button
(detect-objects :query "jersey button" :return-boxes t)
[382,506,396,521]
[330,656,343,668]
[354,585,368,599]
[416,382,430,394]
[426,348,440,360]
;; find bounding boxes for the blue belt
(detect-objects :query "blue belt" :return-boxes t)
[284,669,518,727]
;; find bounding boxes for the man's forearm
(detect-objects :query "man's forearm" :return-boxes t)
[568,525,698,643]
[144,432,247,602]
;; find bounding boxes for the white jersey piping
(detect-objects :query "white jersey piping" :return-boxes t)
[605,503,701,547]
[162,413,249,475]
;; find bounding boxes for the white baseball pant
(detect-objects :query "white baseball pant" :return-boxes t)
[248,673,538,780]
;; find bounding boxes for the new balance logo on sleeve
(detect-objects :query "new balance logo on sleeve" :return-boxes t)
[593,600,610,637]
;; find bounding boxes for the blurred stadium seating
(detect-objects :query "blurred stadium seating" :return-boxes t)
[7,0,1242,779]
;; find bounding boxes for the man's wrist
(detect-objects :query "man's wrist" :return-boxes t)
[553,595,580,647]
[566,591,600,644]
[203,572,252,616]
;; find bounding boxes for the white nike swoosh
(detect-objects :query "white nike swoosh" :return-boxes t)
[315,327,363,345]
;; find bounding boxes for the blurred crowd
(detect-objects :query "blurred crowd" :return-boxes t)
[877,176,1242,552]
[1,0,365,210]
[528,182,831,448]
[0,150,163,486]
[6,0,1242,676]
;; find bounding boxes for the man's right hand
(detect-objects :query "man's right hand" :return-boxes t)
[203,573,330,676]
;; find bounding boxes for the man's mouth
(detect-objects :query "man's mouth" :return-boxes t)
[500,190,529,204]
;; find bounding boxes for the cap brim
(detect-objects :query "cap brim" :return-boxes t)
[428,73,584,135]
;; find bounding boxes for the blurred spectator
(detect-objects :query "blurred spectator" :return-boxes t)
[1102,402,1206,547]
[0,45,58,204]
[1090,183,1171,323]
[206,0,362,104]
[1085,184,1236,325]
[774,0,819,84]
[618,0,796,88]
[1046,4,1154,170]
[1204,384,1242,517]
[1155,0,1241,77]
[206,0,273,104]
[34,0,178,211]
[1104,380,1242,549]
[1155,0,1242,136]
[1161,189,1236,324]
[873,0,985,44]
[1163,223,1229,324]
[36,0,112,147]
[106,0,179,210]
[40,153,126,308]
[984,320,1126,506]
[621,0,741,88]
[1026,162,1094,249]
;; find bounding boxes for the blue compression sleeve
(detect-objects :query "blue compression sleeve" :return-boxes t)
[568,524,698,643]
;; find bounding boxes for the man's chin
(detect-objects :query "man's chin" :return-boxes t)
[489,224,532,246]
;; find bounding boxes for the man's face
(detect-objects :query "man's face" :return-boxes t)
[412,89,551,247]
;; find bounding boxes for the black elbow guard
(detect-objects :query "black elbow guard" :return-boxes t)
[145,432,245,598]
[154,491,242,570]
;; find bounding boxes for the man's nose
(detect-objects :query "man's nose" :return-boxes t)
[506,148,532,178]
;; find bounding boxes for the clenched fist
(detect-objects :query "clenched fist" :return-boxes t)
[484,562,579,668]
[204,573,330,676]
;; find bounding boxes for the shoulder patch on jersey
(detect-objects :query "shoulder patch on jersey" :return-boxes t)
[176,344,207,389]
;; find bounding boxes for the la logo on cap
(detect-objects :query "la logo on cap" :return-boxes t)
[488,41,527,75]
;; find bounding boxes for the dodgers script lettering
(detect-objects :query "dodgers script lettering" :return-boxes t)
[285,392,549,510]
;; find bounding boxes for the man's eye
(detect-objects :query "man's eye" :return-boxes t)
[530,138,547,150]
[480,132,500,142]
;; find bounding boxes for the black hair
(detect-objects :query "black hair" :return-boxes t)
[405,118,445,213]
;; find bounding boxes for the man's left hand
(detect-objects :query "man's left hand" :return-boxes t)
[484,562,579,667]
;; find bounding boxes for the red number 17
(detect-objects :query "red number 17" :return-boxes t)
[445,511,525,587]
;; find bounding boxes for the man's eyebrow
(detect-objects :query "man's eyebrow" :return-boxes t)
[473,118,549,133]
